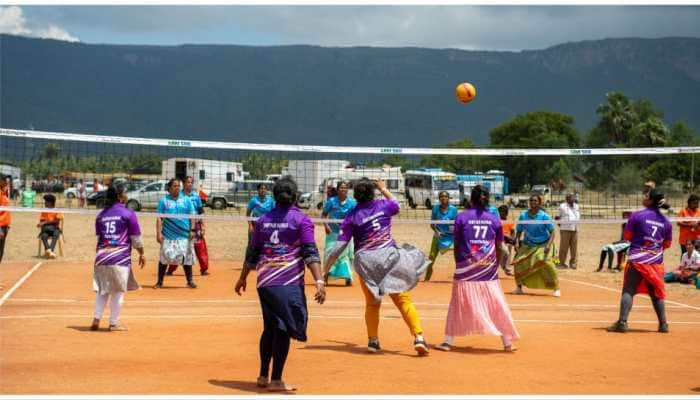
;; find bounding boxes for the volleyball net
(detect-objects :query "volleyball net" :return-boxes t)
[3,127,700,264]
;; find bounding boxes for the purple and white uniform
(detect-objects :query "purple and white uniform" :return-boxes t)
[453,208,503,282]
[95,203,141,268]
[338,199,399,252]
[246,206,320,288]
[625,208,672,265]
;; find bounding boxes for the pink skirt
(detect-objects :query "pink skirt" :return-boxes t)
[445,279,520,342]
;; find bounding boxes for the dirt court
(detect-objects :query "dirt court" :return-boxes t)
[1,212,700,394]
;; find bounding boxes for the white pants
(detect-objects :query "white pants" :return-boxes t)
[94,291,125,326]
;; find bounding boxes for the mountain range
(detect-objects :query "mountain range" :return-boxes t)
[2,34,699,146]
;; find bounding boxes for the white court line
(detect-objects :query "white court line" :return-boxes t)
[559,277,700,311]
[1,313,700,325]
[0,262,43,307]
[5,297,696,310]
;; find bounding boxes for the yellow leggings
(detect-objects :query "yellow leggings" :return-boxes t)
[358,278,423,338]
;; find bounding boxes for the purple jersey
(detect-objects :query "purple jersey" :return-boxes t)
[453,208,503,281]
[625,208,672,265]
[251,206,317,288]
[94,203,141,268]
[338,199,399,252]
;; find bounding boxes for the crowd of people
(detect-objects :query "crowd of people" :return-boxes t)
[0,173,698,392]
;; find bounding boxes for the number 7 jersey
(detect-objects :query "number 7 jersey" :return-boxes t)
[625,208,672,265]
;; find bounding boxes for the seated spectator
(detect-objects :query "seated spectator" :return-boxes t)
[596,211,631,272]
[37,194,63,259]
[664,239,700,284]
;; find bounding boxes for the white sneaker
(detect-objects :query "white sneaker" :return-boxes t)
[48,251,57,259]
[510,287,524,295]
[553,290,561,298]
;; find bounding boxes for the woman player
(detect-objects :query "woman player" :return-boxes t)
[324,178,430,355]
[607,189,671,333]
[91,183,146,331]
[434,186,519,352]
[235,177,326,392]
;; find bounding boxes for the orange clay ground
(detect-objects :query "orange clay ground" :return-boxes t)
[1,256,700,395]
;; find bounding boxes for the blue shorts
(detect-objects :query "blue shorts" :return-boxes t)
[257,285,308,342]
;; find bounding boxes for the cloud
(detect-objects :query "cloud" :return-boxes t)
[17,6,700,50]
[0,6,78,42]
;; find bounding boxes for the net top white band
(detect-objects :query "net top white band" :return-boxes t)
[2,206,697,225]
[3,128,700,156]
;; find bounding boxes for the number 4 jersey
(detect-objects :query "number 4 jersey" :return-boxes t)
[247,206,320,288]
[338,199,400,252]
[95,203,141,268]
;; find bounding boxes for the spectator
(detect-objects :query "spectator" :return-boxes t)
[37,194,63,259]
[677,194,700,256]
[20,181,37,208]
[557,193,580,270]
[78,179,87,208]
[498,205,515,276]
[664,239,700,284]
[0,175,11,263]
[596,211,632,272]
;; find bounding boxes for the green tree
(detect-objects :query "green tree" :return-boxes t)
[489,111,581,191]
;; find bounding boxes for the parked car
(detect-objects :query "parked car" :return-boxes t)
[64,182,94,199]
[123,180,169,211]
[207,180,273,210]
[88,180,147,208]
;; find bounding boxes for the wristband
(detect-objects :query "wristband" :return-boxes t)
[316,280,325,285]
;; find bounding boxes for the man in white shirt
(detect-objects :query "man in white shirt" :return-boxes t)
[557,193,580,269]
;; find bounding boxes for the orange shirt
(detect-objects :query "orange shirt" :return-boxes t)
[0,191,10,227]
[678,207,700,244]
[39,211,64,224]
[502,220,515,237]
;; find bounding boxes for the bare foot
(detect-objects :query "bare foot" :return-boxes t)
[256,376,269,388]
[267,380,296,392]
[90,318,100,331]
[504,345,517,352]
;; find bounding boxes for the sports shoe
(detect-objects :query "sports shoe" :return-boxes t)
[153,283,163,289]
[165,270,174,276]
[201,271,210,276]
[556,264,568,270]
[367,339,381,353]
[414,337,429,356]
[434,342,451,352]
[510,287,524,295]
[48,251,57,259]
[90,318,100,331]
[658,322,669,333]
[187,281,197,289]
[553,289,561,298]
[606,320,628,333]
[569,264,577,270]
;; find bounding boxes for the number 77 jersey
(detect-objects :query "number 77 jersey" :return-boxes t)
[453,208,504,281]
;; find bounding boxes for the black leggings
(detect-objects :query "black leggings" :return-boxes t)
[617,265,667,324]
[259,327,291,381]
[156,262,193,284]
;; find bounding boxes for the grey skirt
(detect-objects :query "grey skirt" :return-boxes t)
[354,243,428,303]
[159,239,196,265]
[93,265,140,295]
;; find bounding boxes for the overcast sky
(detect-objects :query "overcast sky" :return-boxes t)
[1,5,699,50]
